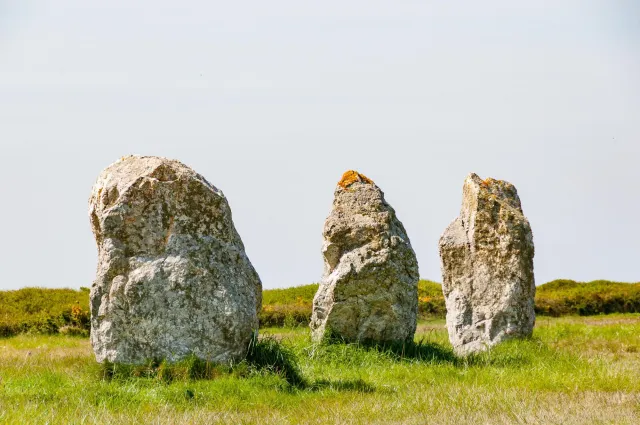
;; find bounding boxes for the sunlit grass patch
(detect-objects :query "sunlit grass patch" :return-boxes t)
[2,316,640,424]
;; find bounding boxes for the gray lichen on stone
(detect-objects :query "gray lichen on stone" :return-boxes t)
[89,155,262,365]
[310,171,419,343]
[439,173,535,356]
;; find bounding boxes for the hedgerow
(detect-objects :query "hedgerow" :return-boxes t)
[2,279,638,337]
[535,279,640,316]
[0,287,90,337]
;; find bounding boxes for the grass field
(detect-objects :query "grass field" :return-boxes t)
[2,315,639,424]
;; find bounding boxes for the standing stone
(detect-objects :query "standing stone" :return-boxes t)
[439,173,535,355]
[88,155,262,364]
[310,171,419,343]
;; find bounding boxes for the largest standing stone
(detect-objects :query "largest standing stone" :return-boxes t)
[310,171,419,343]
[88,155,262,364]
[439,173,535,356]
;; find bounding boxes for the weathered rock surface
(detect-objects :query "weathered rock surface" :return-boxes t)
[439,173,535,355]
[89,156,262,364]
[310,171,419,343]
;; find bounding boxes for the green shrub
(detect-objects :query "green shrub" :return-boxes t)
[59,325,90,337]
[262,284,318,306]
[0,287,90,337]
[259,284,317,327]
[4,279,640,337]
[259,304,311,327]
[417,280,446,317]
[535,279,640,316]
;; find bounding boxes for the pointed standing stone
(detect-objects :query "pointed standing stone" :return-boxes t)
[439,173,535,355]
[310,171,419,343]
[89,155,262,364]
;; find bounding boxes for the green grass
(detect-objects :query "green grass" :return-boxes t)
[1,315,640,424]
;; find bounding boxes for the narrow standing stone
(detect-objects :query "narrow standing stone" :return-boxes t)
[310,171,419,343]
[439,173,535,355]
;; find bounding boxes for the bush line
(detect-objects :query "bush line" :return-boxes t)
[2,279,639,337]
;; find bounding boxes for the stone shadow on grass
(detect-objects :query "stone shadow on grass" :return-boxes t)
[459,336,544,368]
[364,338,458,364]
[249,336,379,393]
[246,335,306,388]
[382,337,540,368]
[321,335,537,368]
[98,337,378,393]
[318,333,458,365]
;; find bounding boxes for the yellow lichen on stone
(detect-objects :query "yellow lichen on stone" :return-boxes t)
[338,170,374,188]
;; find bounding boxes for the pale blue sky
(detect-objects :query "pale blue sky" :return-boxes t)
[0,1,638,290]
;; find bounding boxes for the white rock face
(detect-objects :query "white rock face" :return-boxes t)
[439,173,535,356]
[89,156,262,364]
[310,171,419,343]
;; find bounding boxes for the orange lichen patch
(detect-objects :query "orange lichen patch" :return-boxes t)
[338,170,374,188]
[481,178,509,192]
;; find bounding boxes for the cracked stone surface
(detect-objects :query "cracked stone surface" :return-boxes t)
[310,171,419,343]
[89,155,262,364]
[439,173,535,356]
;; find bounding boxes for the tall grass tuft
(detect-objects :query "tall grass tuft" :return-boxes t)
[97,335,306,388]
[99,356,236,383]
